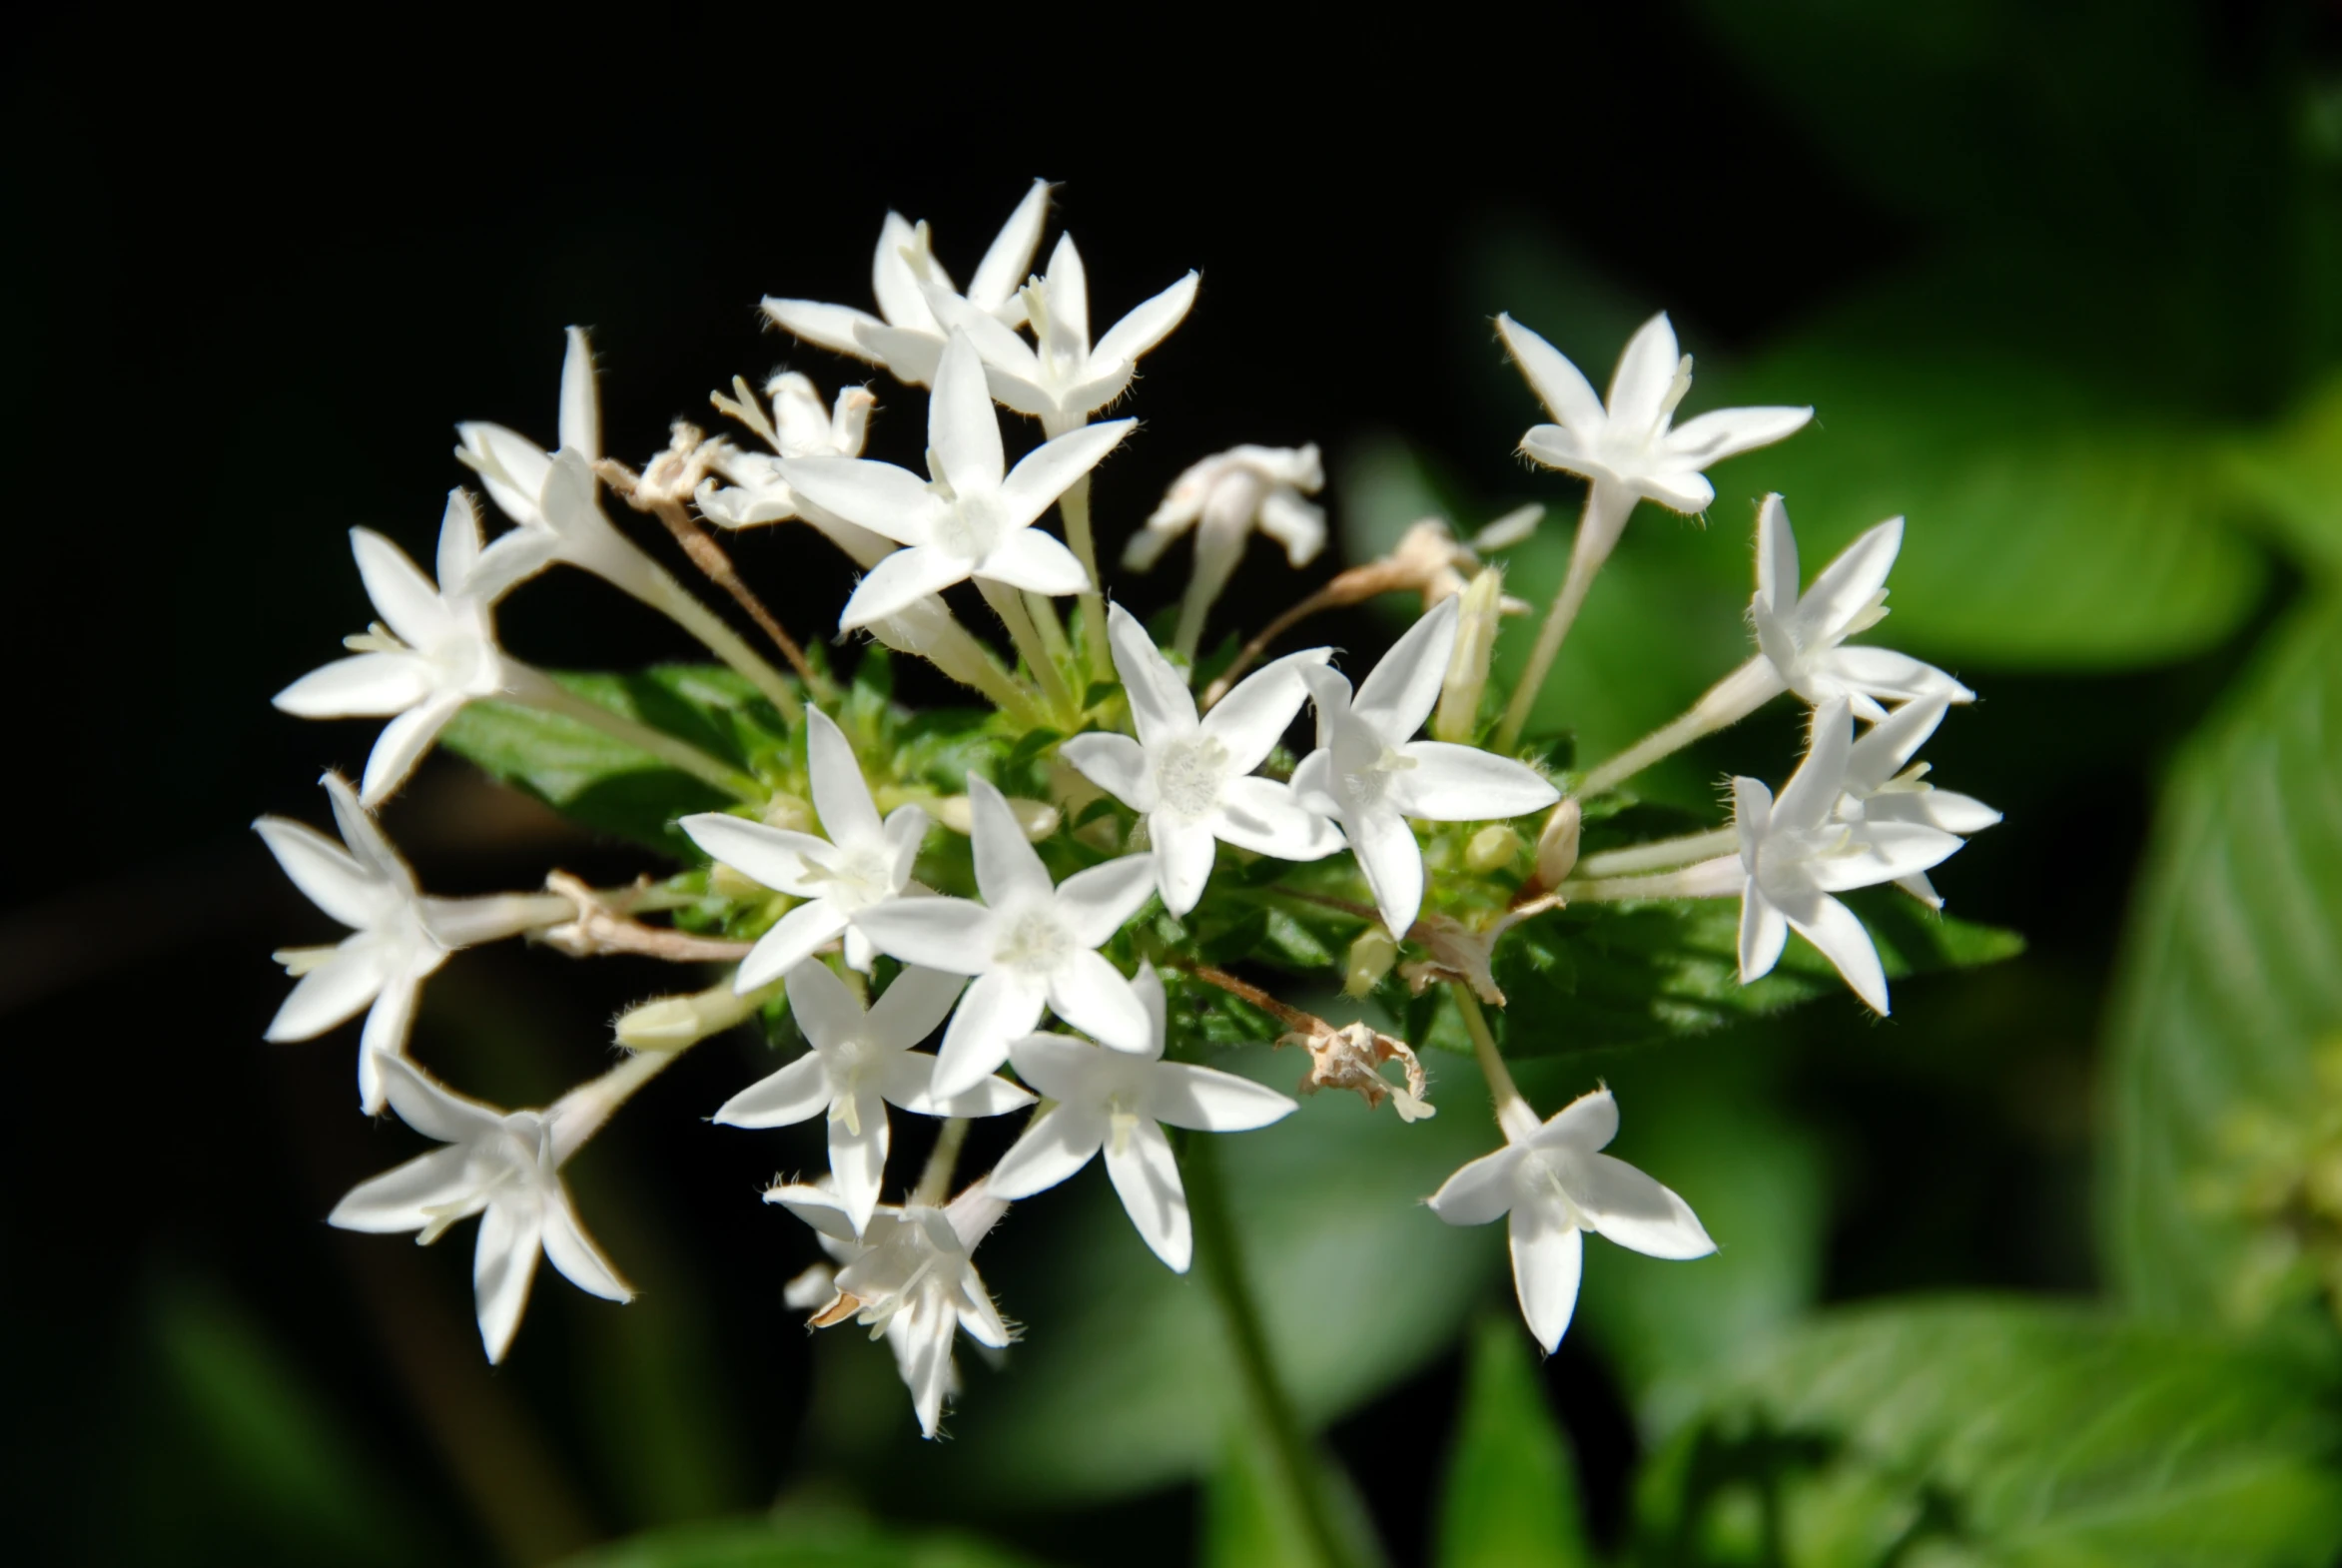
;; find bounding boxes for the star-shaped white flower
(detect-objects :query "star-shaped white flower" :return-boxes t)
[1832,693,2001,910]
[330,1056,631,1363]
[766,1177,1012,1438]
[1497,312,1811,516]
[853,776,1158,1100]
[1063,605,1340,916]
[257,773,555,1113]
[988,966,1296,1271]
[1291,597,1562,936]
[1429,1087,1714,1352]
[1123,443,1327,657]
[1735,699,1966,1014]
[696,373,879,537]
[762,179,1051,387]
[780,332,1134,631]
[898,232,1197,435]
[1751,494,1973,723]
[715,962,1033,1233]
[273,490,518,805]
[680,707,926,983]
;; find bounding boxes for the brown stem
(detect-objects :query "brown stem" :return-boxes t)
[539,871,754,963]
[1181,962,1316,1029]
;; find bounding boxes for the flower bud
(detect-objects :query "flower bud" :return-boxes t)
[615,978,772,1052]
[934,792,1060,840]
[1534,798,1582,888]
[1343,929,1399,997]
[1464,824,1522,874]
[1433,566,1505,743]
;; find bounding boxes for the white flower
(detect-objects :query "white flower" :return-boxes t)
[767,1177,1012,1438]
[714,962,1033,1233]
[680,707,927,982]
[853,776,1158,1100]
[330,1056,631,1363]
[696,373,879,537]
[273,490,518,805]
[256,773,553,1113]
[780,332,1134,631]
[1123,443,1325,657]
[1291,597,1562,936]
[1497,312,1811,515]
[1751,494,1973,723]
[900,232,1197,435]
[1832,693,2001,910]
[988,966,1296,1271]
[1735,698,1967,1014]
[762,180,1052,387]
[1429,1087,1714,1352]
[1062,605,1340,916]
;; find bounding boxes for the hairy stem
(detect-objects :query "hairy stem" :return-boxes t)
[647,493,833,705]
[1057,472,1114,685]
[1557,854,1743,904]
[507,665,765,802]
[1573,827,1743,880]
[914,1118,971,1208]
[978,576,1078,724]
[1573,655,1783,798]
[1495,482,1634,753]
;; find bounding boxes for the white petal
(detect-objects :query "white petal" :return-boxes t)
[1062,731,1153,810]
[1351,596,1459,741]
[987,1102,1109,1199]
[1509,1204,1585,1353]
[1152,814,1217,918]
[361,697,463,806]
[540,1189,631,1301]
[1533,1087,1620,1154]
[997,419,1135,531]
[883,805,930,887]
[1844,692,1950,792]
[1898,871,1946,909]
[434,489,484,593]
[1753,494,1800,617]
[1429,1146,1526,1227]
[1091,272,1199,369]
[932,970,1046,1101]
[929,333,1006,494]
[255,818,387,930]
[1107,602,1199,746]
[378,1055,506,1144]
[1047,950,1152,1052]
[1041,233,1091,352]
[855,324,946,387]
[351,528,454,651]
[1009,1032,1125,1103]
[1211,777,1344,861]
[866,965,969,1051]
[1789,893,1892,1015]
[1908,790,2001,835]
[829,1101,891,1233]
[357,966,429,1066]
[1347,805,1426,937]
[968,178,1052,314]
[1738,884,1790,983]
[678,814,826,897]
[761,298,886,362]
[1288,749,1339,818]
[1774,700,1856,830]
[265,944,388,1042]
[455,422,551,525]
[1605,313,1681,432]
[804,707,883,845]
[920,1066,1037,1120]
[1255,488,1326,566]
[473,1199,543,1364]
[1132,962,1169,1055]
[1201,647,1327,772]
[736,900,852,992]
[976,529,1091,597]
[1393,742,1560,822]
[968,777,1054,909]
[1053,855,1158,948]
[1733,776,1774,854]
[328,1145,475,1232]
[322,772,409,888]
[777,458,944,545]
[713,1051,833,1129]
[854,896,1002,976]
[1812,822,1963,894]
[1496,315,1605,432]
[1105,1118,1192,1271]
[558,328,599,459]
[1146,1063,1296,1134]
[1570,1153,1716,1259]
[840,545,975,630]
[1633,466,1715,514]
[1664,404,1813,467]
[1520,423,1596,477]
[762,1182,860,1241]
[273,652,431,718]
[1817,646,1974,706]
[1794,516,1905,641]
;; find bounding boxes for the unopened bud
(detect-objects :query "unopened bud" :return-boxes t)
[1434,566,1505,742]
[1344,929,1399,997]
[934,793,1061,840]
[1464,824,1522,875]
[616,978,774,1052]
[708,861,769,902]
[1534,799,1582,888]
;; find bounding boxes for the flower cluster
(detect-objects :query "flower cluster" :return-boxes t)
[259,181,1998,1432]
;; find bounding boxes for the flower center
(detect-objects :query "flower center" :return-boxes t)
[808,842,894,911]
[1154,734,1229,817]
[994,908,1072,975]
[933,492,1005,561]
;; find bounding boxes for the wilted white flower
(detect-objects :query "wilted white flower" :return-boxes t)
[1429,1087,1714,1352]
[854,776,1157,1099]
[714,962,1031,1232]
[1832,693,2001,909]
[1124,443,1326,657]
[696,373,879,538]
[1291,597,1561,936]
[330,1056,631,1363]
[680,707,927,982]
[763,180,1052,387]
[1062,605,1340,916]
[1735,699,1965,1014]
[988,966,1296,1270]
[780,333,1133,630]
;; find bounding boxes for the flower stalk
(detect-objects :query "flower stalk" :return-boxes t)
[502,666,766,802]
[1495,481,1633,753]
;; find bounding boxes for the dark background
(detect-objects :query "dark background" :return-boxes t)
[5,5,2338,1565]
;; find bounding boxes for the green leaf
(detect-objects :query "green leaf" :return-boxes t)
[1201,1424,1387,1568]
[2101,595,2342,1347]
[558,1508,1053,1568]
[1434,1316,1594,1568]
[442,665,785,854]
[2224,375,2342,575]
[1633,1298,2342,1568]
[1491,890,2022,1056]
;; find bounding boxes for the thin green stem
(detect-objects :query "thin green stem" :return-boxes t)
[1495,483,1632,753]
[978,576,1078,725]
[914,1118,970,1207]
[1184,1134,1359,1568]
[1057,472,1114,685]
[1572,655,1781,798]
[639,568,805,725]
[1574,827,1742,880]
[508,667,765,802]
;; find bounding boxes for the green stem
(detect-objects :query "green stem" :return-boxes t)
[1572,655,1782,798]
[1184,1134,1359,1568]
[1495,482,1634,754]
[1058,471,1114,686]
[507,666,765,802]
[978,576,1078,725]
